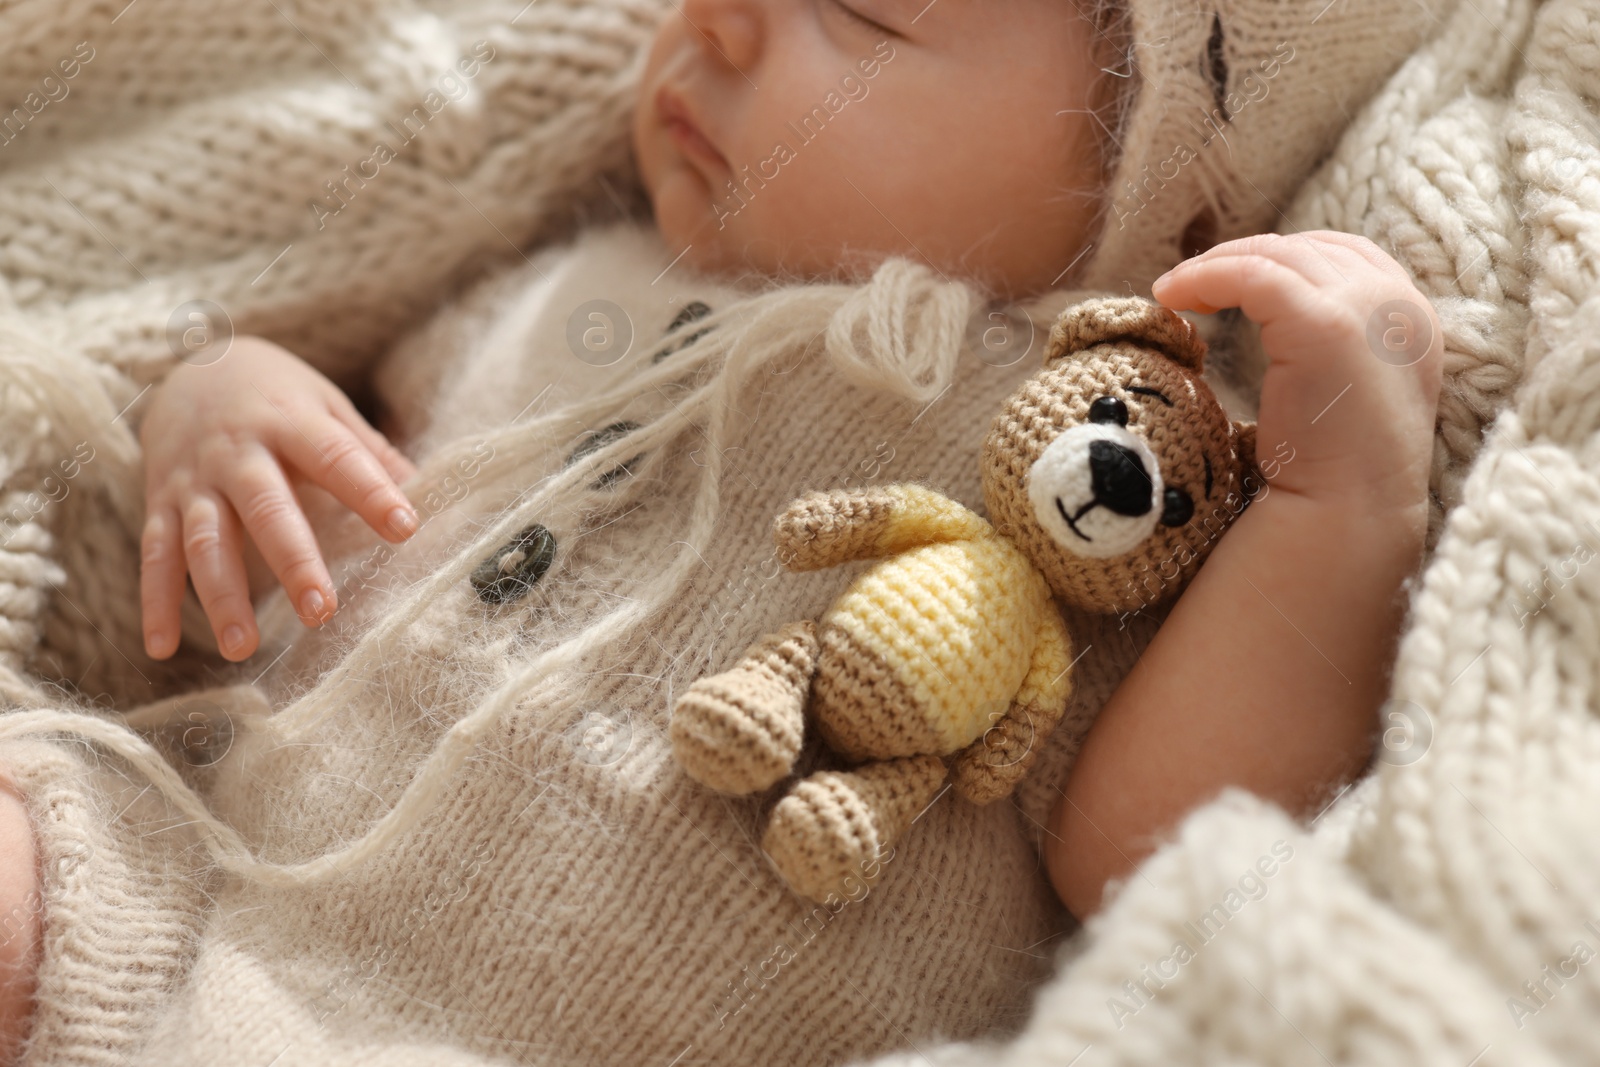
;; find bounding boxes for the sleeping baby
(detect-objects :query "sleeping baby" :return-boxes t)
[140,0,1443,913]
[0,0,1445,1063]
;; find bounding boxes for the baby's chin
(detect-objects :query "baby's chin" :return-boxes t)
[645,164,715,243]
[648,174,771,285]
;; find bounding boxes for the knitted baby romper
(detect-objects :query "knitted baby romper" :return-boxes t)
[147,220,1095,1066]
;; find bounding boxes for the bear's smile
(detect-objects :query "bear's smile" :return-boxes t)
[1055,497,1096,542]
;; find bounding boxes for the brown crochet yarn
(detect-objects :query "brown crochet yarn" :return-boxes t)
[984,298,1261,615]
[669,620,819,794]
[761,756,948,904]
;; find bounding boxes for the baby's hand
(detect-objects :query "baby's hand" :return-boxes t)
[139,336,420,662]
[1153,231,1443,538]
[1049,233,1445,920]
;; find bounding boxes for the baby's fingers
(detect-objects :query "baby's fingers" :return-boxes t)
[180,494,258,661]
[140,508,187,660]
[1152,249,1329,328]
[271,411,419,544]
[223,455,337,627]
[327,391,417,487]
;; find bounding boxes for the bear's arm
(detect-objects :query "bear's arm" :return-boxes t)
[772,483,992,571]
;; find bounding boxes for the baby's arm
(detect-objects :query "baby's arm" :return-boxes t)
[1046,232,1444,920]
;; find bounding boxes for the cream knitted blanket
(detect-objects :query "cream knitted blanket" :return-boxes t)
[0,0,1592,1064]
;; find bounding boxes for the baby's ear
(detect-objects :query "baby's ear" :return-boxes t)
[1045,296,1207,372]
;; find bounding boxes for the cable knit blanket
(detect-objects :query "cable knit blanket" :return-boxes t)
[0,0,1596,1064]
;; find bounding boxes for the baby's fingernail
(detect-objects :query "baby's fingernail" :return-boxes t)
[222,624,246,656]
[387,506,419,539]
[300,587,326,621]
[146,631,167,657]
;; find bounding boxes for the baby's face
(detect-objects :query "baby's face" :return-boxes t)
[632,0,1118,300]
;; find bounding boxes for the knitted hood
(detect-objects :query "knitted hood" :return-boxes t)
[1078,0,1447,293]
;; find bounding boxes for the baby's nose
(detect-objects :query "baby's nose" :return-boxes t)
[677,0,762,74]
[1089,441,1153,517]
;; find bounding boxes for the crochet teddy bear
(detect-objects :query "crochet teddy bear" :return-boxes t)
[669,296,1261,903]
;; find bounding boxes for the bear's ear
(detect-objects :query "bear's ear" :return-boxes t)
[1045,296,1208,372]
[1231,419,1261,494]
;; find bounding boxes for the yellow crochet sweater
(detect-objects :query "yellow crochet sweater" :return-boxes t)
[818,483,1072,753]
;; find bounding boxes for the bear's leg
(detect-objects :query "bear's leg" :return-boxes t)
[669,620,819,794]
[761,755,948,903]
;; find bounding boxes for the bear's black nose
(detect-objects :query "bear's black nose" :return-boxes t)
[1089,440,1152,516]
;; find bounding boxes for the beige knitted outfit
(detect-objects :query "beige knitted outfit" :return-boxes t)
[0,0,1576,1065]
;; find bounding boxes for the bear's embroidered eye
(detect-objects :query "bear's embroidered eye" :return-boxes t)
[1126,385,1174,406]
[1088,396,1128,427]
[1160,487,1194,527]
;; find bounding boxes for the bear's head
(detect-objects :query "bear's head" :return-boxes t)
[982,296,1260,616]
